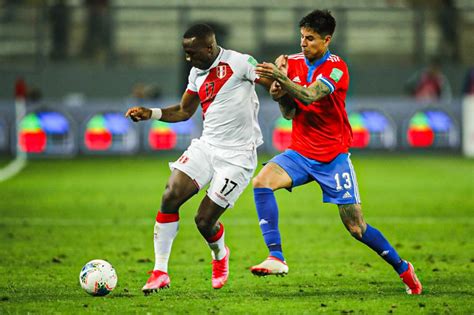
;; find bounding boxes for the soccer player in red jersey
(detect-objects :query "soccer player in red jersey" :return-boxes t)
[250,9,422,294]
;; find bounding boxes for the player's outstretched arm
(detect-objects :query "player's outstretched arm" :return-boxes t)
[125,92,200,123]
[256,62,330,105]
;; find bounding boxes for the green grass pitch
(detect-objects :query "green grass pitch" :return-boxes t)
[0,154,473,313]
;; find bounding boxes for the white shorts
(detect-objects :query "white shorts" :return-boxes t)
[170,138,257,208]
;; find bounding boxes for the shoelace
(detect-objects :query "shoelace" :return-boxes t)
[212,259,227,274]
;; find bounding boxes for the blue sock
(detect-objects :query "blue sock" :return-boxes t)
[254,188,285,261]
[360,224,408,274]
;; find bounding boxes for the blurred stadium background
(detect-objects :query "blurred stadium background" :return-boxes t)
[0,0,474,158]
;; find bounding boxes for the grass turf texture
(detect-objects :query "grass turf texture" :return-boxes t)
[0,155,473,314]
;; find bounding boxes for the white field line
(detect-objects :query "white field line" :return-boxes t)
[0,155,27,182]
[0,98,27,182]
[0,216,473,227]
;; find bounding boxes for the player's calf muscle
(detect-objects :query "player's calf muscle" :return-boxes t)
[338,204,367,239]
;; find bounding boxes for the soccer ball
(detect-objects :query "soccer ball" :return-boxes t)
[79,259,117,296]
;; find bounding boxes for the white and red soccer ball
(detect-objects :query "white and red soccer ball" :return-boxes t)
[79,259,117,296]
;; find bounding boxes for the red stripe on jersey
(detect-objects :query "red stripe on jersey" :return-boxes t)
[198,62,233,117]
[186,89,198,95]
[156,211,179,223]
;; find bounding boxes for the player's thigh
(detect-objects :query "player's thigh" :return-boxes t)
[169,138,214,190]
[313,153,361,205]
[208,165,253,208]
[165,168,199,199]
[208,149,257,208]
[253,162,293,190]
[256,150,311,190]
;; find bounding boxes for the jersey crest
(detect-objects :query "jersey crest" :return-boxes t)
[216,65,227,79]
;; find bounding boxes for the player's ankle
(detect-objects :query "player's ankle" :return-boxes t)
[269,250,285,262]
[394,260,409,275]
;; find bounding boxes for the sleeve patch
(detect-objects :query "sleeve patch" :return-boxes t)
[329,68,343,82]
[247,56,258,67]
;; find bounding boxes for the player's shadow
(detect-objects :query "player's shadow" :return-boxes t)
[250,282,406,299]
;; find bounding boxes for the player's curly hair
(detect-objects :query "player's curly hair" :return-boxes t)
[299,9,336,37]
[183,23,215,39]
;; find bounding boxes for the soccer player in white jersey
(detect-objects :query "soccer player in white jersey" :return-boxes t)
[125,24,271,293]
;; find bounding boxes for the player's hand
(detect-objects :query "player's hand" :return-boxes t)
[125,106,152,122]
[256,62,284,81]
[275,55,288,75]
[270,81,287,101]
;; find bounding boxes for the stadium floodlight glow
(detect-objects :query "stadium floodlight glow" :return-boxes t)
[348,109,396,149]
[83,112,139,154]
[406,108,459,148]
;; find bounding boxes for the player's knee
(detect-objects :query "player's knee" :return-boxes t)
[161,185,181,211]
[252,174,271,189]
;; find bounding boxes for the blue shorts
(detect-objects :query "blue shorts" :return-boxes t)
[268,150,361,205]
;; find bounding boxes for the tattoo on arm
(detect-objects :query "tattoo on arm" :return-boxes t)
[276,73,331,105]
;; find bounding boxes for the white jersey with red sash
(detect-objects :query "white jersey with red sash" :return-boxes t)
[186,47,263,150]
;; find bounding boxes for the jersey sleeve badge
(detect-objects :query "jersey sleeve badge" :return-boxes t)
[247,56,258,66]
[329,68,343,82]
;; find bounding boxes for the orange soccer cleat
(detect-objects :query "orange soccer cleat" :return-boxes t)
[399,261,422,295]
[211,246,230,289]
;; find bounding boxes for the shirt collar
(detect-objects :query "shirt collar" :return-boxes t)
[196,47,224,75]
[304,50,331,69]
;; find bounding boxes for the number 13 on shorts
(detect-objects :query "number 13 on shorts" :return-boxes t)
[334,172,352,191]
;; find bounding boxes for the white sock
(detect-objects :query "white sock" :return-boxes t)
[153,221,178,272]
[208,230,227,261]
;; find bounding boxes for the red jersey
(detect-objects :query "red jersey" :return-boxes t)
[287,51,352,163]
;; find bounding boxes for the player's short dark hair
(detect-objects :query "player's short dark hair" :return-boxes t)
[183,23,215,39]
[299,9,336,37]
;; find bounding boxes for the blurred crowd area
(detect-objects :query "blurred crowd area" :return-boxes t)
[2,0,474,65]
[0,0,473,99]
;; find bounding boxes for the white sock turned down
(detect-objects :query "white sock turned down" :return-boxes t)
[208,231,227,261]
